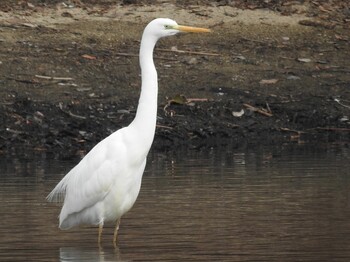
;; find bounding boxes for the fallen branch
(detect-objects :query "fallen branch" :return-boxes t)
[6,76,37,84]
[334,98,350,109]
[299,19,335,29]
[313,127,350,132]
[157,48,219,56]
[280,127,306,134]
[35,75,74,81]
[58,103,87,120]
[243,103,273,117]
[67,111,87,120]
[5,128,24,135]
[187,98,209,102]
[115,52,177,61]
[156,124,173,130]
[115,52,138,58]
[240,36,268,44]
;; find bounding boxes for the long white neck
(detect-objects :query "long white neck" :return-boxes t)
[129,31,158,150]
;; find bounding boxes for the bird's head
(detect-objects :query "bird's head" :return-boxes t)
[145,18,211,39]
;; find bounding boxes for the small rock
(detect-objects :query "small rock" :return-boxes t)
[286,75,301,80]
[233,55,246,60]
[27,2,35,8]
[297,58,312,63]
[61,12,74,18]
[187,57,198,65]
[259,79,279,85]
[117,109,130,114]
[232,109,244,117]
[340,116,349,122]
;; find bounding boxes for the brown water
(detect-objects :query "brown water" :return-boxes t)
[0,145,349,261]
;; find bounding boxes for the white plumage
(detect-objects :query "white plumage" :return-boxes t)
[47,18,210,246]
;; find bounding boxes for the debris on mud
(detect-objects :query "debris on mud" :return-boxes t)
[1,91,349,157]
[0,1,349,156]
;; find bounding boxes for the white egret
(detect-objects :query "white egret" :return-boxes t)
[47,18,210,246]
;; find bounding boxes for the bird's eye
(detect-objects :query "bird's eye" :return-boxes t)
[164,25,171,30]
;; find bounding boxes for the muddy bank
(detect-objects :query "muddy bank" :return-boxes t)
[2,86,349,157]
[0,1,349,156]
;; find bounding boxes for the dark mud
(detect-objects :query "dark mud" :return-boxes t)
[0,1,349,157]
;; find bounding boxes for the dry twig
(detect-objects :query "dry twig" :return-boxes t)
[35,75,74,81]
[243,103,273,117]
[157,48,219,56]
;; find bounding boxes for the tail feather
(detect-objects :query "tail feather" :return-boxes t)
[46,174,71,203]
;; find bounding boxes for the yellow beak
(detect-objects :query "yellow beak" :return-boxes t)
[174,25,211,33]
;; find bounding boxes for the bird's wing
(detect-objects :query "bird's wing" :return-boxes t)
[47,131,127,216]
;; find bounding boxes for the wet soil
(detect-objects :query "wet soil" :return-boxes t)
[0,1,349,156]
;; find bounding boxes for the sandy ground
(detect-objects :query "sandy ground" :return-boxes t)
[0,2,349,156]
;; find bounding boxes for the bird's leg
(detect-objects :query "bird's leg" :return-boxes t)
[98,222,104,246]
[113,218,121,248]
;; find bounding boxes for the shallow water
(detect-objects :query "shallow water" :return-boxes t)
[0,145,349,261]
